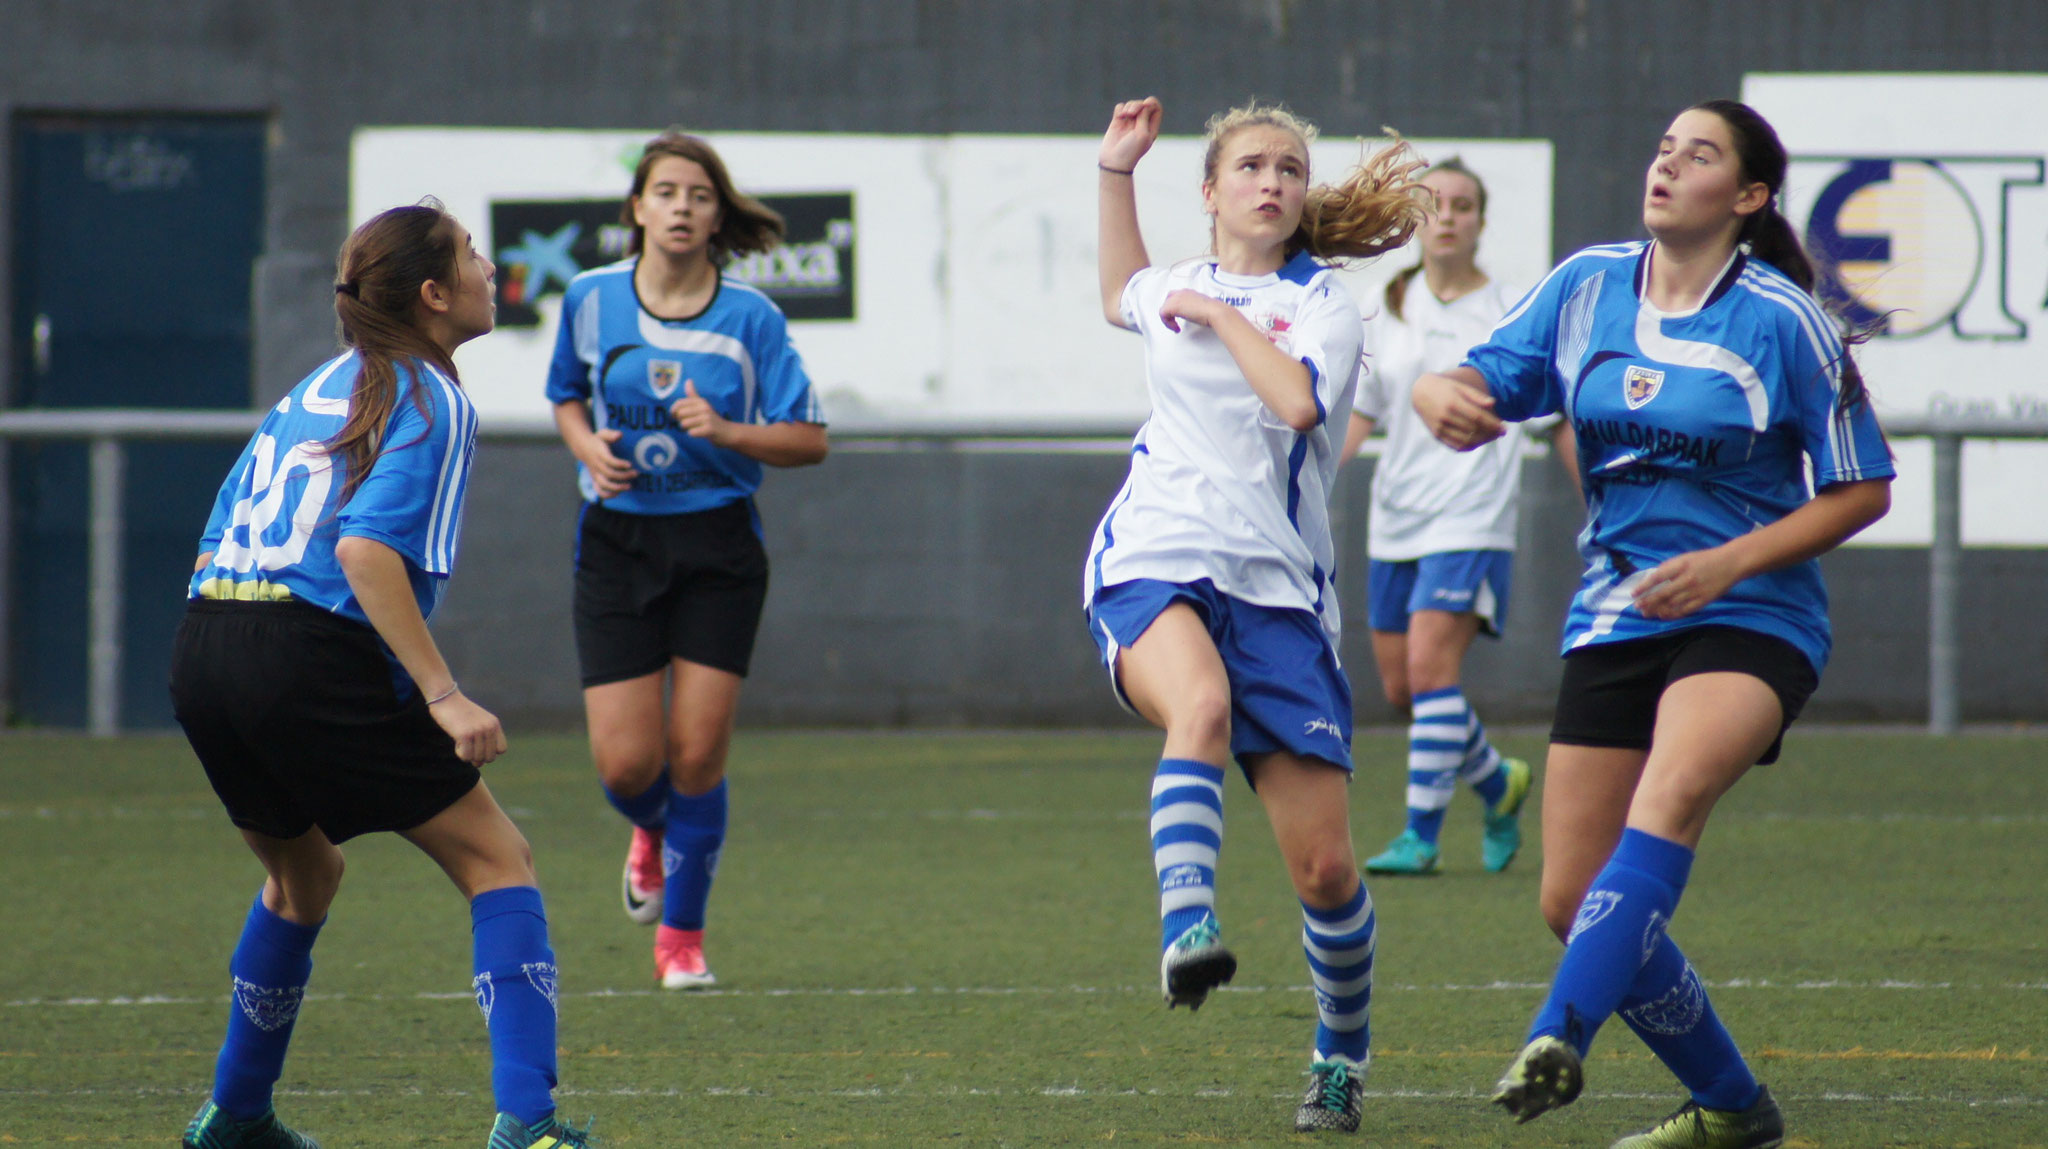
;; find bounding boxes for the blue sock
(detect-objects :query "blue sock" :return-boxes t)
[1302,883,1374,1066]
[1404,687,1467,844]
[471,886,558,1127]
[1456,705,1509,809]
[212,891,322,1119]
[1619,935,1761,1111]
[1529,828,1694,1056]
[662,780,728,931]
[1151,758,1225,949]
[602,776,669,832]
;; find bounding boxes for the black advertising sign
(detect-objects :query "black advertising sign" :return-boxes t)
[490,192,855,327]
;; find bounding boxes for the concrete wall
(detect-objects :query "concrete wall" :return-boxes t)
[6,1,2048,727]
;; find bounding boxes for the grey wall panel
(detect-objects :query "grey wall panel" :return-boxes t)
[6,0,2048,726]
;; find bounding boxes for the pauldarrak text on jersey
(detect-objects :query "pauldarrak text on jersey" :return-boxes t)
[1573,419,1731,468]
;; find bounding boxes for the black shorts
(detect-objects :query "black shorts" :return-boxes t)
[169,599,481,844]
[1549,624,1820,766]
[573,499,770,686]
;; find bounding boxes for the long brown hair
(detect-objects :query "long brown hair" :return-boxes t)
[329,201,462,508]
[1200,103,1432,265]
[623,130,785,266]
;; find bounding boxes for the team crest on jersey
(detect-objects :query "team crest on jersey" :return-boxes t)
[1252,311,1295,352]
[648,359,683,400]
[1623,365,1665,410]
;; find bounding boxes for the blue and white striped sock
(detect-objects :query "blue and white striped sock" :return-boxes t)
[1303,883,1375,1066]
[1151,758,1225,950]
[1456,703,1509,809]
[1405,687,1468,844]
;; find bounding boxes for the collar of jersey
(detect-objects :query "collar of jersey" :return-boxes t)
[1207,249,1323,289]
[1632,242,1747,320]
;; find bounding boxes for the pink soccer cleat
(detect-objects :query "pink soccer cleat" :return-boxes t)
[621,826,664,926]
[655,924,717,990]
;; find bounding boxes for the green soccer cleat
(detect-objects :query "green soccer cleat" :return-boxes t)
[1608,1085,1785,1149]
[181,1100,319,1149]
[487,1112,598,1149]
[1159,915,1237,1011]
[1483,756,1533,873]
[1293,1059,1366,1133]
[1363,828,1440,875]
[1492,1034,1584,1124]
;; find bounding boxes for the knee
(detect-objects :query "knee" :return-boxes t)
[1379,681,1411,712]
[666,742,728,795]
[1292,844,1361,908]
[1172,688,1233,752]
[592,742,665,794]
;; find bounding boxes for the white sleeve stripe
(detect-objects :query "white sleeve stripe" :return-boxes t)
[1489,244,1640,335]
[420,365,473,575]
[1737,274,1861,478]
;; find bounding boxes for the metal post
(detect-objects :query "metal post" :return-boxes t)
[88,435,125,737]
[1927,433,1962,736]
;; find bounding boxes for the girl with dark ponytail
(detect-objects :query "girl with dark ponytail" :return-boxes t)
[1412,102,1895,1147]
[172,204,598,1148]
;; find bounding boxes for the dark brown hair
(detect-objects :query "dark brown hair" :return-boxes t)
[1385,156,1489,321]
[329,200,462,508]
[623,131,785,265]
[1199,103,1432,265]
[1690,98,1869,413]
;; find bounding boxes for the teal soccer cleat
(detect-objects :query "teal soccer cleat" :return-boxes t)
[487,1112,598,1149]
[1293,1059,1366,1132]
[1483,756,1532,873]
[181,1100,319,1149]
[1363,828,1440,875]
[1159,915,1236,1011]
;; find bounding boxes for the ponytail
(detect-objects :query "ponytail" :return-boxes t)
[1384,264,1421,322]
[329,201,463,508]
[1296,134,1432,263]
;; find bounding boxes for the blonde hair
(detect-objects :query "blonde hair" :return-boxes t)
[1200,101,1431,263]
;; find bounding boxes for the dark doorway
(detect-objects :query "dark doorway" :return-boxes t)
[9,114,265,727]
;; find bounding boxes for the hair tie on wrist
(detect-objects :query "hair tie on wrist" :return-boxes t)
[425,683,459,706]
[1098,163,1135,176]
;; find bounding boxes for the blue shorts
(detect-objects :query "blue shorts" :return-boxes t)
[1088,578,1353,773]
[1367,550,1514,636]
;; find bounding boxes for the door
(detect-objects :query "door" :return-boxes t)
[9,115,265,727]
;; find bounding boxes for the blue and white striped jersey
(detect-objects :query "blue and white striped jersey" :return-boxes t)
[191,352,478,625]
[543,259,822,517]
[1465,241,1893,672]
[1084,250,1364,645]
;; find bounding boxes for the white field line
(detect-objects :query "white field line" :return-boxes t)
[10,979,2047,1009]
[3,1083,2042,1107]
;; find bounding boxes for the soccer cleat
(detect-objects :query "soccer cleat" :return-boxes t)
[181,1099,319,1149]
[1482,756,1533,873]
[1608,1085,1785,1149]
[1293,1059,1366,1133]
[655,924,717,990]
[1362,829,1440,875]
[620,826,663,926]
[1492,1034,1584,1123]
[1159,915,1236,1011]
[487,1112,598,1149]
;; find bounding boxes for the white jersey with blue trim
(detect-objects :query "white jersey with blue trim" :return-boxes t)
[1464,241,1894,672]
[1084,251,1364,644]
[1356,276,1558,560]
[544,258,822,517]
[191,352,479,625]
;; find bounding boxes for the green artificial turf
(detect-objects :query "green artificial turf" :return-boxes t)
[1,729,2042,1146]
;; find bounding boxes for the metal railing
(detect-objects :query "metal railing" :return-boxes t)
[0,407,2037,735]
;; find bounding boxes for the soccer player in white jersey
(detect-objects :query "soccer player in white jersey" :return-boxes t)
[1085,96,1429,1134]
[1342,158,1579,877]
[170,204,597,1149]
[547,131,827,992]
[1415,101,1894,1149]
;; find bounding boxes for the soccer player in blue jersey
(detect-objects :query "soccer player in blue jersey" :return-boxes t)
[1414,101,1894,1149]
[170,203,595,1149]
[547,131,827,991]
[1086,96,1429,1134]
[1340,159,1579,877]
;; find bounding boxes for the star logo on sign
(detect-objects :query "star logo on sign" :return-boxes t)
[498,221,584,304]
